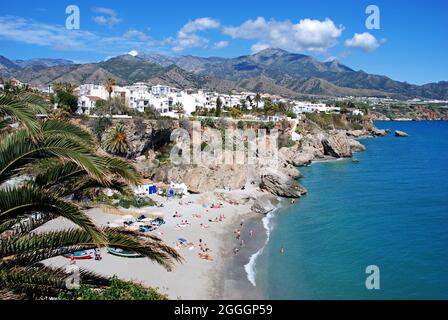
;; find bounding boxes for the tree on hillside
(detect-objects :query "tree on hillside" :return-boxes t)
[263,97,273,116]
[174,102,185,119]
[104,78,116,101]
[230,107,242,119]
[102,123,130,156]
[92,97,128,116]
[254,93,261,110]
[215,97,222,117]
[104,78,116,115]
[239,99,248,112]
[52,82,78,114]
[246,95,253,109]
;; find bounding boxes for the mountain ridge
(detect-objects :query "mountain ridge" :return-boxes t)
[0,49,446,100]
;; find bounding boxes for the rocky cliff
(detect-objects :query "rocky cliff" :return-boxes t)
[90,114,386,202]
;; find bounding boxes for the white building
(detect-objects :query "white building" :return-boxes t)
[351,109,365,116]
[151,84,177,96]
[77,95,104,115]
[76,84,109,100]
[292,101,340,114]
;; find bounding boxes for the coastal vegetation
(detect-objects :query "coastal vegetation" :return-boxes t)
[58,277,167,300]
[102,123,130,156]
[0,92,181,300]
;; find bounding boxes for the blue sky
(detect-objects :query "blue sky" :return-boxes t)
[1,0,447,85]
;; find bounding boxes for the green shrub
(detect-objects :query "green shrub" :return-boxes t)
[286,111,297,119]
[200,117,216,128]
[237,120,246,130]
[118,195,154,209]
[58,277,167,300]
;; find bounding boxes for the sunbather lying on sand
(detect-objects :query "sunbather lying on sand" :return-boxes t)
[198,252,213,261]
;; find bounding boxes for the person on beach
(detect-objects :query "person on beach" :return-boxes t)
[236,229,241,240]
[233,248,240,255]
[280,247,285,254]
[249,229,254,238]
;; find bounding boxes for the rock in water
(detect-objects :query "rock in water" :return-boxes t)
[260,170,307,198]
[321,131,352,158]
[347,129,368,138]
[370,128,389,137]
[395,130,409,137]
[348,138,366,152]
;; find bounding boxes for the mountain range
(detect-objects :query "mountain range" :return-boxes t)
[1,48,447,100]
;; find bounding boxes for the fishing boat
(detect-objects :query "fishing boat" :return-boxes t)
[63,250,94,260]
[107,247,143,258]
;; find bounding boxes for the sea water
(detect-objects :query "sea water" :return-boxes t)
[254,121,448,299]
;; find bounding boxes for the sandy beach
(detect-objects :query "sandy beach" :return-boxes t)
[41,186,270,300]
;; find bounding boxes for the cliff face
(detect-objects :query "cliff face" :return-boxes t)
[97,115,383,199]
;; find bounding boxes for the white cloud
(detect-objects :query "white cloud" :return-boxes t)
[171,17,220,52]
[345,32,382,51]
[0,16,155,54]
[92,8,121,27]
[224,17,344,53]
[123,29,152,42]
[180,17,220,34]
[213,40,229,49]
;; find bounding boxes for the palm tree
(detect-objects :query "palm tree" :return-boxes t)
[104,78,116,101]
[174,102,185,119]
[0,94,181,299]
[102,123,130,156]
[104,78,116,116]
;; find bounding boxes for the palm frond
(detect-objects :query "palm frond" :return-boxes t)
[0,266,68,298]
[0,187,105,244]
[0,94,47,135]
[1,227,181,271]
[0,129,109,185]
[41,120,95,147]
[0,213,54,238]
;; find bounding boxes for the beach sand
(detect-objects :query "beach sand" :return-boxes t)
[41,186,269,300]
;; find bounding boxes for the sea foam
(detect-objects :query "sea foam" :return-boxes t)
[244,208,277,286]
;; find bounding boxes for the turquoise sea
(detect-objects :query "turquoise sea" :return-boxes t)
[255,121,448,299]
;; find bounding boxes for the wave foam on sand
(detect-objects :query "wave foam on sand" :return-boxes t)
[244,208,277,286]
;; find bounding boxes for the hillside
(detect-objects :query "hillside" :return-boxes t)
[1,49,446,99]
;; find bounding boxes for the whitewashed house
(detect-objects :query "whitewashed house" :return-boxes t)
[77,96,104,114]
